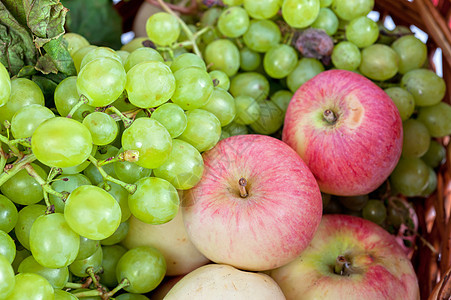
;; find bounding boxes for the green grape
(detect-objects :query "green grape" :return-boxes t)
[0,230,15,263]
[0,77,45,124]
[12,247,31,273]
[337,195,368,211]
[72,45,97,73]
[0,61,11,107]
[82,112,118,146]
[223,0,243,5]
[111,95,136,112]
[311,7,339,35]
[18,256,69,289]
[54,76,95,122]
[100,245,127,288]
[320,0,332,7]
[117,50,130,64]
[146,12,180,46]
[421,140,446,168]
[151,103,187,138]
[79,47,122,71]
[8,273,54,300]
[243,19,281,52]
[69,246,103,277]
[229,72,270,101]
[128,177,179,224]
[345,16,379,48]
[100,221,129,245]
[417,102,451,137]
[83,145,119,185]
[170,53,206,73]
[120,37,150,52]
[1,163,46,205]
[287,58,324,93]
[271,90,293,113]
[116,294,150,300]
[76,236,100,261]
[153,139,204,190]
[204,39,240,77]
[209,70,230,90]
[218,6,250,38]
[249,100,284,134]
[390,157,430,197]
[220,130,231,141]
[99,181,131,223]
[421,167,438,197]
[0,194,18,233]
[234,95,261,125]
[384,87,415,121]
[11,104,55,139]
[263,44,298,79]
[49,174,92,213]
[400,69,446,107]
[64,185,122,240]
[30,213,80,268]
[331,41,361,71]
[126,61,175,108]
[54,289,78,300]
[402,119,430,158]
[114,150,152,185]
[391,35,427,74]
[0,253,15,298]
[178,109,222,152]
[116,246,166,294]
[362,200,387,225]
[331,0,374,21]
[201,87,236,127]
[282,0,320,28]
[172,67,214,110]
[200,8,221,45]
[122,118,172,169]
[77,57,126,107]
[124,47,164,72]
[239,47,261,71]
[15,204,46,250]
[31,117,93,168]
[64,33,89,56]
[244,0,279,19]
[359,44,399,81]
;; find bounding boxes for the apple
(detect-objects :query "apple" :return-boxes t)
[182,134,322,271]
[164,264,285,299]
[269,214,420,299]
[282,69,403,196]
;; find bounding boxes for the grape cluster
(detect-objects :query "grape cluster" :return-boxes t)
[0,0,450,298]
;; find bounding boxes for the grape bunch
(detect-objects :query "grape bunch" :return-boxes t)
[0,0,450,298]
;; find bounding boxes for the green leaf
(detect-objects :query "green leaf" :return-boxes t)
[43,36,76,76]
[17,65,38,78]
[32,75,59,107]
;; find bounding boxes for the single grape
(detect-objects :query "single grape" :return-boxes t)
[146,12,180,46]
[122,118,172,169]
[11,104,55,139]
[99,181,131,223]
[82,112,118,146]
[124,47,164,72]
[0,62,11,107]
[223,0,243,5]
[79,47,122,71]
[72,45,97,73]
[271,90,293,113]
[31,117,93,168]
[0,163,46,205]
[218,6,250,37]
[311,7,339,35]
[287,58,324,93]
[421,167,438,197]
[243,0,279,20]
[223,121,249,136]
[362,200,387,225]
[117,50,130,64]
[99,245,127,288]
[153,139,204,190]
[417,102,451,137]
[391,35,427,74]
[204,39,240,77]
[201,87,236,127]
[229,72,270,101]
[401,69,446,107]
[11,247,31,273]
[402,119,430,158]
[14,204,46,250]
[234,95,261,125]
[390,157,430,197]
[0,254,15,298]
[64,33,90,56]
[126,61,175,108]
[243,19,281,52]
[331,0,374,21]
[331,41,361,71]
[49,174,92,213]
[18,256,69,289]
[0,230,15,263]
[83,145,119,185]
[337,195,369,211]
[384,87,415,121]
[239,47,261,72]
[54,289,78,300]
[120,37,151,52]
[263,44,298,79]
[8,273,54,300]
[151,103,187,138]
[209,70,230,90]
[170,53,206,73]
[76,236,100,261]
[64,185,122,240]
[359,44,399,81]
[345,16,379,48]
[116,246,166,294]
[178,109,222,152]
[0,194,18,233]
[101,221,129,245]
[421,140,446,168]
[282,0,320,28]
[249,100,284,135]
[69,246,103,277]
[171,67,214,110]
[116,294,150,300]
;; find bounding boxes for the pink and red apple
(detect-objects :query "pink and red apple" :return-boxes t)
[269,214,420,299]
[182,134,322,271]
[282,69,403,196]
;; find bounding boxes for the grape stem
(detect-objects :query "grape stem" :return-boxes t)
[0,153,36,187]
[154,0,203,58]
[0,148,6,175]
[102,278,130,300]
[72,289,103,298]
[65,277,93,289]
[98,150,139,167]
[0,134,23,158]
[88,155,137,194]
[67,95,89,119]
[86,267,102,289]
[106,106,134,128]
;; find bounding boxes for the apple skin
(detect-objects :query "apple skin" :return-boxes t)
[282,69,403,196]
[182,134,322,271]
[269,214,420,300]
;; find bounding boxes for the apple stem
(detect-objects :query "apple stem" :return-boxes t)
[334,255,352,276]
[239,177,248,198]
[323,109,337,124]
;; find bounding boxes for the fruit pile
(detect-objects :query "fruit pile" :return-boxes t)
[0,0,449,299]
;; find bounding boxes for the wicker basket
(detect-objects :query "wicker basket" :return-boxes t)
[115,1,451,298]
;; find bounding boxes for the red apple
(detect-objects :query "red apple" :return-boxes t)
[282,69,403,196]
[182,134,322,271]
[269,214,420,299]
